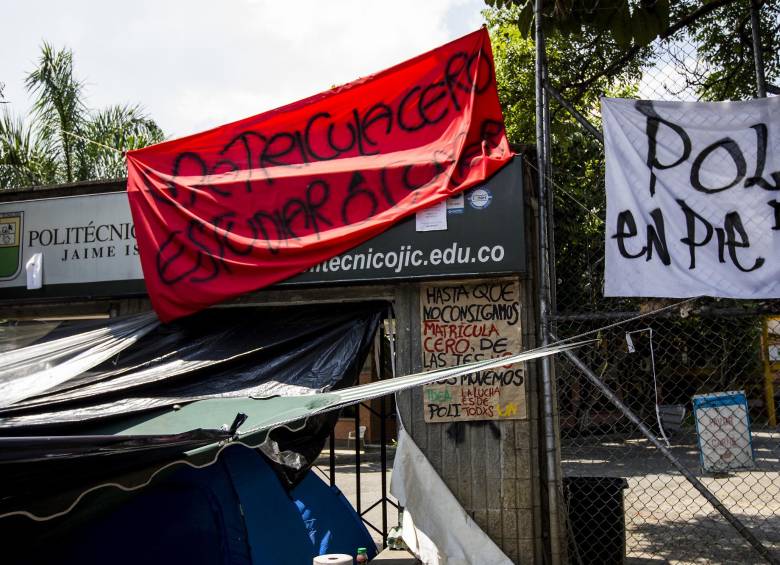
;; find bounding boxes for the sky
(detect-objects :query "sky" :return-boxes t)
[1,0,487,139]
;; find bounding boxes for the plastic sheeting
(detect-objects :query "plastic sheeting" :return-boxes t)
[259,412,340,487]
[0,313,159,408]
[0,303,384,518]
[391,428,512,565]
[0,320,61,354]
[0,304,383,428]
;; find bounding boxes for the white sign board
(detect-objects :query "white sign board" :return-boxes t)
[603,96,780,299]
[0,192,142,288]
[693,391,754,473]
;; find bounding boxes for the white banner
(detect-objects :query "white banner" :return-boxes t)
[603,96,780,298]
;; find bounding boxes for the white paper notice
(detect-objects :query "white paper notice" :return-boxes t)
[446,194,465,214]
[415,200,447,232]
[26,252,43,289]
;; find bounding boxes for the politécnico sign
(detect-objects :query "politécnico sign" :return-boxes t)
[0,192,142,291]
[0,158,525,299]
[292,159,525,285]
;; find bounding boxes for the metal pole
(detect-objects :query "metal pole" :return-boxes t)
[761,319,777,427]
[558,342,779,565]
[379,328,389,547]
[544,82,604,145]
[542,73,557,317]
[355,404,362,516]
[329,430,336,487]
[750,0,768,98]
[534,1,563,563]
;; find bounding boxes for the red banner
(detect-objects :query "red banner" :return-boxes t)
[127,28,512,321]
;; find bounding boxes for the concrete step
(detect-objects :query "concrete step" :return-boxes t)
[371,548,420,564]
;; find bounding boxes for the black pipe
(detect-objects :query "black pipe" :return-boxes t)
[379,331,388,547]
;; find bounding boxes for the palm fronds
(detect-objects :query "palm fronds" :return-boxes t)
[1,44,163,190]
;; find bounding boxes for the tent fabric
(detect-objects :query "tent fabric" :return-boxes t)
[5,444,374,565]
[0,429,230,464]
[292,467,378,560]
[390,428,512,565]
[0,429,232,517]
[126,27,512,322]
[219,445,316,565]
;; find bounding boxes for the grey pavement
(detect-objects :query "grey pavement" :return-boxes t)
[563,429,780,564]
[310,431,780,562]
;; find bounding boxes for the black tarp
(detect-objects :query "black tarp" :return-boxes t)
[0,302,385,517]
[0,303,384,429]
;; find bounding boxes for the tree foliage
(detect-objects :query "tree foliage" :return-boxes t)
[486,0,778,309]
[0,43,163,189]
[485,0,671,48]
[679,0,780,100]
[490,0,780,102]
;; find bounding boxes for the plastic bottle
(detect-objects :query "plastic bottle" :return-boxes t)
[356,547,369,563]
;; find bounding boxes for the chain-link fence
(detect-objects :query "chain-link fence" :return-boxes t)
[544,3,780,563]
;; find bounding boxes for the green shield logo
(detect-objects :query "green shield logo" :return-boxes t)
[0,212,23,280]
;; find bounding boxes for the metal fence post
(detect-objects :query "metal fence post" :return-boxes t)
[750,0,768,98]
[534,1,564,562]
[355,403,362,516]
[329,431,336,487]
[379,325,388,547]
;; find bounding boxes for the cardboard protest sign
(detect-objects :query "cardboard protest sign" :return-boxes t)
[421,279,526,423]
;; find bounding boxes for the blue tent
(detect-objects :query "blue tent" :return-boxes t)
[27,445,376,565]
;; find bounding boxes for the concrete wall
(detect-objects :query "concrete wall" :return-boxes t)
[390,158,545,563]
[393,277,543,564]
